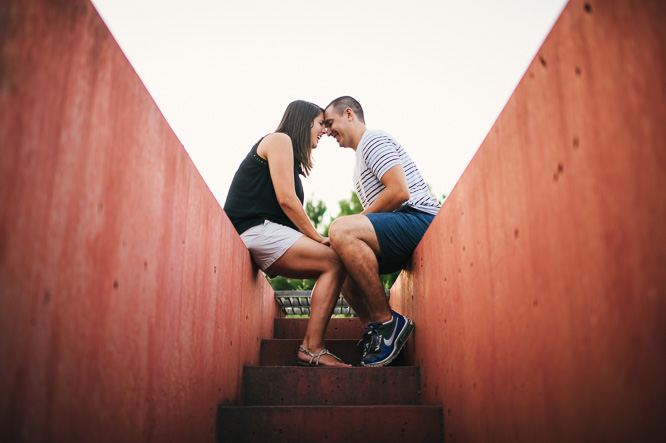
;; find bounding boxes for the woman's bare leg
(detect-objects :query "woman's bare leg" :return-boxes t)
[267,236,348,367]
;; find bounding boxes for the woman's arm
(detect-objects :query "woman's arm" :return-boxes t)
[259,133,328,244]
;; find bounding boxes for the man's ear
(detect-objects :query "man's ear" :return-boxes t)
[345,107,353,121]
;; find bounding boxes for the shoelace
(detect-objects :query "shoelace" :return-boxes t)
[367,328,382,352]
[357,328,374,357]
[360,326,382,353]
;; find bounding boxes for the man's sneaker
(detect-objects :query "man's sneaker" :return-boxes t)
[361,310,414,367]
[357,327,374,361]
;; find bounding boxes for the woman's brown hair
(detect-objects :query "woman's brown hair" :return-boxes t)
[275,100,324,176]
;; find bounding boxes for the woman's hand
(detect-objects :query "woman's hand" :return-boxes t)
[318,236,330,246]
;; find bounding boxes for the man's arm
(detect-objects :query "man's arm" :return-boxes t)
[361,165,410,214]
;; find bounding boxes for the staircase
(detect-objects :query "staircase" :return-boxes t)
[216,291,443,442]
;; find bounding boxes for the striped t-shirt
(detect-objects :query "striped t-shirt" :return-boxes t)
[353,130,440,216]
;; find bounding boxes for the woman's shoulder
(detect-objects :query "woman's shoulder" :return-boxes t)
[257,132,293,158]
[263,132,292,144]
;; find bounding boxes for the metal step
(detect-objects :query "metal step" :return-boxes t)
[217,405,443,442]
[273,317,364,339]
[242,366,422,406]
[259,339,407,367]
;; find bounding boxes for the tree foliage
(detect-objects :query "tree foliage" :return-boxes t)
[305,199,326,230]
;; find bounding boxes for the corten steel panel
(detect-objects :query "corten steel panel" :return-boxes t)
[0,0,275,441]
[391,0,666,441]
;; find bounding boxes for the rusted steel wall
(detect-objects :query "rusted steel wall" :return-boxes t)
[392,0,666,441]
[0,0,275,441]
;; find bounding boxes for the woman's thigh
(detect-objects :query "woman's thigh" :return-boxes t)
[267,236,341,279]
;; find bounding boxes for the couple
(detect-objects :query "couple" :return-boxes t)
[224,97,441,367]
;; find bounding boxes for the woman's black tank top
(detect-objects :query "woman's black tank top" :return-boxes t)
[223,137,304,235]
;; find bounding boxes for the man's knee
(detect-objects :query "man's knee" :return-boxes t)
[329,216,357,246]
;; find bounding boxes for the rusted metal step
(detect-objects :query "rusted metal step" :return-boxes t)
[260,339,362,366]
[216,311,440,442]
[273,317,364,339]
[260,339,407,366]
[242,366,422,406]
[217,405,443,442]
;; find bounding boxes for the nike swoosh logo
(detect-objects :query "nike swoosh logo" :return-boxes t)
[383,319,399,346]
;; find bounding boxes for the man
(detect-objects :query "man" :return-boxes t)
[324,96,441,367]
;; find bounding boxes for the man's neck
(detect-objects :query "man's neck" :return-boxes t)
[350,126,368,151]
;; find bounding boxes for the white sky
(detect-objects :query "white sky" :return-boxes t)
[91,0,567,221]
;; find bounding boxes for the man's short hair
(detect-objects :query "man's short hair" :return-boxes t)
[326,96,365,124]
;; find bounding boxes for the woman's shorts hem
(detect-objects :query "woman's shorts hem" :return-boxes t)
[240,220,303,273]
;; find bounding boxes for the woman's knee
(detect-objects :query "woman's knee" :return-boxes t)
[324,248,345,276]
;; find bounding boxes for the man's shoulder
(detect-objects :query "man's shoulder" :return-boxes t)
[362,129,394,142]
[360,129,398,152]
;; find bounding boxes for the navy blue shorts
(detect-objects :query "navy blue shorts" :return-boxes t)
[365,207,436,275]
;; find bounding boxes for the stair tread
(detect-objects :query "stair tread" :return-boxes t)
[242,365,421,405]
[221,404,441,409]
[259,339,405,366]
[260,339,362,366]
[217,317,440,441]
[244,365,420,370]
[217,405,443,442]
[259,339,407,366]
[273,317,363,339]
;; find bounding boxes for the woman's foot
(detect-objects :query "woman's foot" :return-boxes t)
[298,345,351,367]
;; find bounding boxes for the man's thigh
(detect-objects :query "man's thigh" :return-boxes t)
[365,210,434,274]
[330,214,381,256]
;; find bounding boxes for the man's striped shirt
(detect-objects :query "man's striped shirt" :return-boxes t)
[353,130,440,216]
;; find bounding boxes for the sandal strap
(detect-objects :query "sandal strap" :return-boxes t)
[299,345,317,364]
[299,345,343,365]
[324,349,343,363]
[314,348,343,365]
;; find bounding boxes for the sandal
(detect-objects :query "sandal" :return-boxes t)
[298,345,345,367]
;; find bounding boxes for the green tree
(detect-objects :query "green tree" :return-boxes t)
[305,199,327,230]
[338,191,364,216]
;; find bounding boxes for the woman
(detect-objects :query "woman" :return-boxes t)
[224,100,349,367]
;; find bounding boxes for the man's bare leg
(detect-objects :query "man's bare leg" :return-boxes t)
[329,214,392,324]
[340,276,372,326]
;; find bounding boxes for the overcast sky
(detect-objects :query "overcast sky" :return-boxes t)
[91,0,567,221]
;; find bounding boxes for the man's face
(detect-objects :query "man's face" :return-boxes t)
[324,107,350,148]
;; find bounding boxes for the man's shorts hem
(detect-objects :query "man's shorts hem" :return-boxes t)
[365,207,435,275]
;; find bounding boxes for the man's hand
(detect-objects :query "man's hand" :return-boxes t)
[363,165,410,214]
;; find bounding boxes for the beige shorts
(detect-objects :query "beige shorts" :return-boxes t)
[240,220,303,272]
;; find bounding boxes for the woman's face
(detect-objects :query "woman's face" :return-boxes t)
[310,112,326,150]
